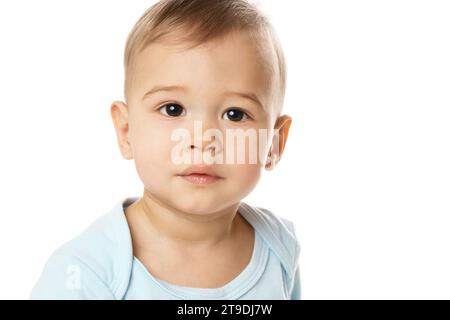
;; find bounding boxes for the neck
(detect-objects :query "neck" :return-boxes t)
[133,189,242,249]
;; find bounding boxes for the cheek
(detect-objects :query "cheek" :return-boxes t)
[228,163,261,193]
[221,128,271,167]
[130,122,177,179]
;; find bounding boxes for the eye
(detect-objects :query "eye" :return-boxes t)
[158,103,186,117]
[222,108,250,122]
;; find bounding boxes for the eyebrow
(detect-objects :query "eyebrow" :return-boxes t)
[142,85,264,110]
[223,90,264,110]
[142,85,186,100]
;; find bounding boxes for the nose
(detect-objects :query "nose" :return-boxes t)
[188,119,223,159]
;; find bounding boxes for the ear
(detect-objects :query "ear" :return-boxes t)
[110,100,133,160]
[265,115,292,170]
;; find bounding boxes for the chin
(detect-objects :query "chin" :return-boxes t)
[174,197,227,216]
[178,202,219,216]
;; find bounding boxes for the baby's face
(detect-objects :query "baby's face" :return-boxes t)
[112,30,283,215]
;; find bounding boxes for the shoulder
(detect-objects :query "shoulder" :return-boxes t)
[30,198,136,299]
[239,202,301,279]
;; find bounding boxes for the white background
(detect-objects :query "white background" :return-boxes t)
[0,0,449,299]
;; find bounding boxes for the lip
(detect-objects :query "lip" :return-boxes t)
[177,165,223,185]
[178,165,222,177]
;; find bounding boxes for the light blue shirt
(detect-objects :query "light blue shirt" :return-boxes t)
[30,197,301,300]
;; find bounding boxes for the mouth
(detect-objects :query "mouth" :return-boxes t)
[178,173,223,185]
[177,165,224,185]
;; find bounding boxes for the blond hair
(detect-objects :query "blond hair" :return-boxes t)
[123,0,287,118]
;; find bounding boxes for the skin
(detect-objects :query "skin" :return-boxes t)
[110,29,292,287]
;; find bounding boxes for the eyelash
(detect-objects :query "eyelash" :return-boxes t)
[156,103,252,122]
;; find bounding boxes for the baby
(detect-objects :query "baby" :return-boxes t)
[31,0,300,300]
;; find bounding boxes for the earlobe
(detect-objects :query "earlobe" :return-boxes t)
[264,115,292,170]
[264,147,278,171]
[110,101,133,160]
[274,115,292,161]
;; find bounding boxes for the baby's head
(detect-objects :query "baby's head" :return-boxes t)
[111,0,292,215]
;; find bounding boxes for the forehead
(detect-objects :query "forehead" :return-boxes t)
[131,30,275,111]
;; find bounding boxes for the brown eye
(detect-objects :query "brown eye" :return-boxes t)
[222,108,250,122]
[158,103,186,117]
